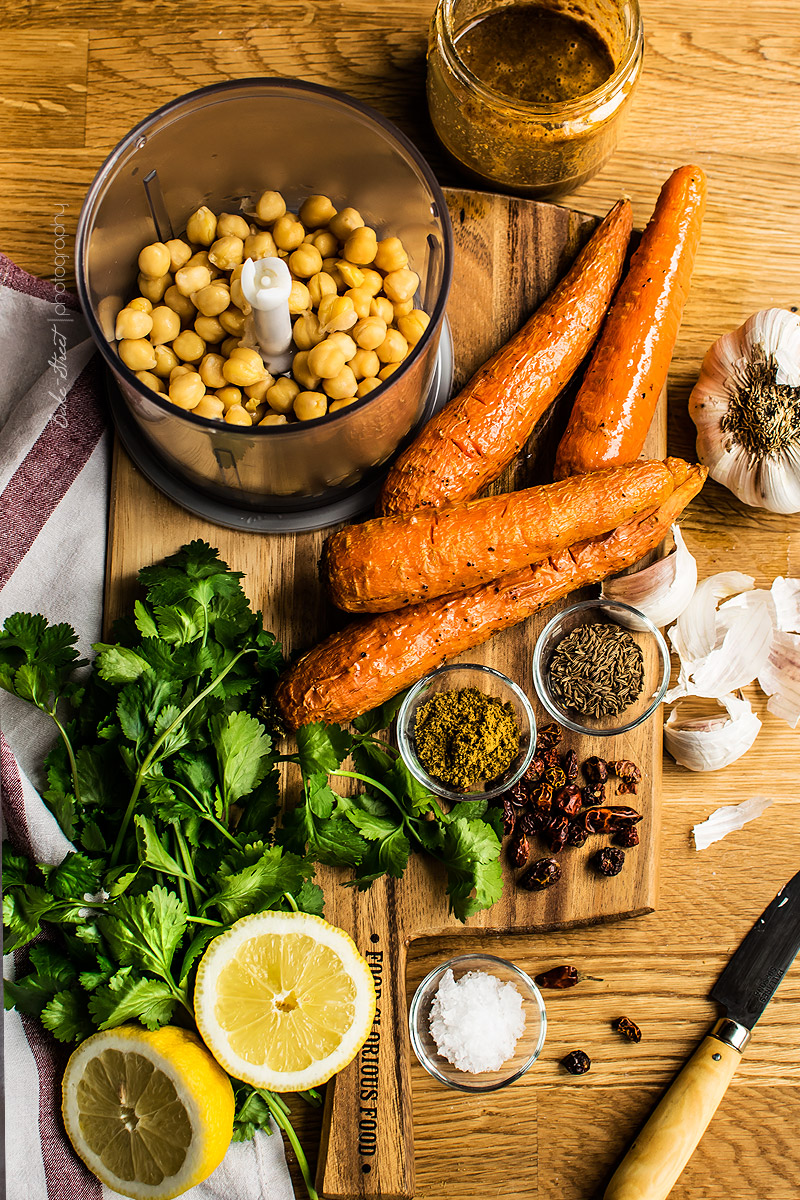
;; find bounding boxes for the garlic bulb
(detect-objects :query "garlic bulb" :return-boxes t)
[689,308,800,513]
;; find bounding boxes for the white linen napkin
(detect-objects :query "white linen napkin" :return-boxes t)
[0,252,296,1200]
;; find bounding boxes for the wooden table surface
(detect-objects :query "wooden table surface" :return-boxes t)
[3,3,800,1199]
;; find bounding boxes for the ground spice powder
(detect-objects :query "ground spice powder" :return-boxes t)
[414,686,521,791]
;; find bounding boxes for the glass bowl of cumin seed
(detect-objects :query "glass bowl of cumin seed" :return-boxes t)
[531,598,671,736]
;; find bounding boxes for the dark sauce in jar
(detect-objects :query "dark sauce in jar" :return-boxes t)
[455,4,616,105]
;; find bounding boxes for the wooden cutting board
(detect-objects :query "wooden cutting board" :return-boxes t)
[104,187,666,1200]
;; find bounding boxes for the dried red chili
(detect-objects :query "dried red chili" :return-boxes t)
[519,808,547,836]
[566,822,588,847]
[562,748,579,781]
[561,1050,591,1075]
[518,858,562,890]
[544,764,567,792]
[544,814,570,853]
[581,782,606,807]
[536,723,562,751]
[612,1016,642,1043]
[581,805,642,833]
[525,754,548,780]
[583,755,609,783]
[611,759,642,795]
[614,825,640,848]
[534,965,580,989]
[508,828,531,868]
[592,846,625,876]
[508,779,528,807]
[501,793,516,836]
[553,784,583,816]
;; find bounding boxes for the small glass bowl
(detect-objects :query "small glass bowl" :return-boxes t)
[408,953,547,1092]
[532,597,671,737]
[395,663,536,802]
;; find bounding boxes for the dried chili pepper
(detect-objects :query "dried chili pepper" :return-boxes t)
[536,722,563,751]
[509,779,528,807]
[518,858,562,890]
[544,764,567,792]
[612,1016,642,1043]
[528,780,554,811]
[534,965,580,989]
[562,748,579,781]
[553,784,583,816]
[544,814,570,853]
[561,1050,591,1075]
[581,805,642,833]
[508,828,531,867]
[611,759,642,795]
[583,755,609,783]
[581,782,606,807]
[525,754,548,780]
[566,822,588,847]
[592,846,626,876]
[614,825,640,848]
[501,793,517,836]
[519,808,548,836]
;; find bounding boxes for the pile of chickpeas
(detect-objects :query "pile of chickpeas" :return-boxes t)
[113,190,431,426]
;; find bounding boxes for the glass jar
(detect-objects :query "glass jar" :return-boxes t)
[426,0,644,199]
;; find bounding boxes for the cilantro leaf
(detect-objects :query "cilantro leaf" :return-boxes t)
[41,852,103,901]
[89,975,176,1031]
[296,722,353,775]
[213,711,274,811]
[209,846,310,924]
[40,989,94,1044]
[352,692,408,736]
[441,817,504,921]
[92,644,150,684]
[2,845,30,888]
[99,886,187,980]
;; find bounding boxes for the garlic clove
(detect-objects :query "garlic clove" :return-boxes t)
[665,693,762,772]
[602,524,697,628]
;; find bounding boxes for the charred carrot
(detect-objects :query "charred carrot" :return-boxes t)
[377,198,633,516]
[275,462,706,729]
[324,459,679,613]
[554,165,707,480]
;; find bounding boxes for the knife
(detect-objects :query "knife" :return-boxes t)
[604,867,800,1200]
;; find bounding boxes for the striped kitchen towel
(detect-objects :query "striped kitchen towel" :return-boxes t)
[0,252,295,1200]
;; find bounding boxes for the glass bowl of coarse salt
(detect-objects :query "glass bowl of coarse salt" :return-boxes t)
[408,953,546,1091]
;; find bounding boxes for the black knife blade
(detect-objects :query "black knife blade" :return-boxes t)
[710,866,800,1029]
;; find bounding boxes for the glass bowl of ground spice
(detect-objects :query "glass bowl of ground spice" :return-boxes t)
[532,598,671,736]
[396,663,536,801]
[408,953,547,1092]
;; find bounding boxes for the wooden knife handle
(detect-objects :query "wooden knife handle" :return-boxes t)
[316,877,415,1200]
[603,1027,743,1200]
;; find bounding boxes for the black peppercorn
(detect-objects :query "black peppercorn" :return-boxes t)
[561,1049,591,1075]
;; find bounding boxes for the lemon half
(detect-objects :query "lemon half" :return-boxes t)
[61,1024,235,1200]
[193,910,376,1091]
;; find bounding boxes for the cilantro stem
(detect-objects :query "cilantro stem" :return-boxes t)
[283,891,299,912]
[330,769,398,806]
[110,648,252,865]
[186,915,224,927]
[173,827,204,909]
[49,709,82,810]
[259,1090,318,1200]
[162,777,240,848]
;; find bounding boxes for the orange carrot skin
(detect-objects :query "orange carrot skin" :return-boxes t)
[377,199,633,516]
[324,459,677,613]
[554,165,707,480]
[275,462,707,729]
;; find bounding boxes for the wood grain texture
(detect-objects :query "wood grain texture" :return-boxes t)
[6,1,800,1197]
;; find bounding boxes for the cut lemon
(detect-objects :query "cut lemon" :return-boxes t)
[193,910,376,1091]
[61,1024,234,1200]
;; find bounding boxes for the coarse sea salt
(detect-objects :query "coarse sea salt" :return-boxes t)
[429,968,526,1073]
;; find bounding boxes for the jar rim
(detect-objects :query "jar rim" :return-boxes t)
[436,0,644,117]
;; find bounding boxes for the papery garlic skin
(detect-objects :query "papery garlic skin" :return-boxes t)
[692,794,773,849]
[602,524,697,628]
[689,308,800,513]
[665,693,762,771]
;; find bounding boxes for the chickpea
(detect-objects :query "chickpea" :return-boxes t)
[168,370,205,410]
[193,282,230,317]
[193,394,226,420]
[308,271,337,308]
[172,329,206,363]
[328,207,364,241]
[153,344,179,378]
[243,395,266,417]
[186,206,218,246]
[398,310,431,346]
[115,307,153,340]
[383,268,419,304]
[259,412,288,426]
[224,404,252,426]
[353,315,387,351]
[356,376,382,398]
[208,235,244,271]
[129,296,153,313]
[175,263,212,298]
[165,238,193,272]
[187,250,213,270]
[194,315,226,344]
[374,236,409,273]
[335,259,365,289]
[343,227,377,267]
[323,365,358,400]
[288,243,324,279]
[149,305,181,346]
[272,214,305,252]
[317,293,356,332]
[119,338,157,371]
[137,272,172,303]
[288,280,312,314]
[244,377,273,403]
[345,286,372,319]
[220,336,241,357]
[244,230,278,260]
[294,390,328,421]
[170,365,193,381]
[369,296,394,324]
[199,353,227,389]
[222,346,267,386]
[218,306,247,337]
[311,229,338,258]
[163,285,197,323]
[292,311,325,351]
[308,339,347,380]
[299,194,337,228]
[266,376,300,414]
[393,298,414,319]
[379,361,400,381]
[138,241,171,279]
[360,268,383,297]
[135,369,163,394]
[216,386,243,410]
[255,190,286,224]
[351,347,380,379]
[326,331,357,361]
[293,351,321,391]
[376,328,408,364]
[216,212,250,240]
[329,396,358,412]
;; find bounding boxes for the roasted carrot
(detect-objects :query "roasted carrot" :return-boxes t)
[275,461,706,729]
[554,165,707,480]
[324,459,679,613]
[377,198,633,516]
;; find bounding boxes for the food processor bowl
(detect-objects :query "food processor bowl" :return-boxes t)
[75,79,453,518]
